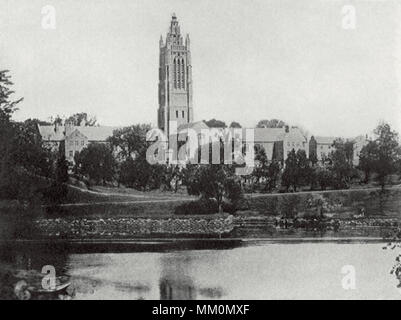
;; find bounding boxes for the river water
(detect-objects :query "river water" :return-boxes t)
[1,240,401,299]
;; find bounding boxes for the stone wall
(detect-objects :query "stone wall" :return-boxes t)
[34,215,234,239]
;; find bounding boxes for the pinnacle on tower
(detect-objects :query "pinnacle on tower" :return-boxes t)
[185,34,190,48]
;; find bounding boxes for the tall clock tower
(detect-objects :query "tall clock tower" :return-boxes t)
[158,14,193,136]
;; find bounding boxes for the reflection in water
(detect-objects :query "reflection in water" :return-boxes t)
[1,242,401,299]
[159,254,196,300]
[198,287,225,298]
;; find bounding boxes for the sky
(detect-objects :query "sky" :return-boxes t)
[1,0,401,137]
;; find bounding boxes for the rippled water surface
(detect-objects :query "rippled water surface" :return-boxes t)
[1,241,401,299]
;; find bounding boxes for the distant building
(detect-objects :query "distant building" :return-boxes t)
[309,136,337,161]
[38,123,118,162]
[244,126,308,162]
[351,135,370,166]
[309,134,370,165]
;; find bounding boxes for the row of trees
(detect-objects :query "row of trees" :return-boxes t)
[72,120,401,206]
[0,70,69,208]
[204,118,288,129]
[248,123,400,193]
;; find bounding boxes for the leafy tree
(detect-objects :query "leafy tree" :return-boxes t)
[0,70,56,206]
[205,118,227,128]
[119,156,162,191]
[46,148,69,204]
[184,164,242,213]
[309,152,318,166]
[329,139,355,189]
[12,121,54,178]
[0,71,23,195]
[253,145,269,183]
[314,167,333,190]
[281,149,311,191]
[281,149,298,191]
[65,112,97,126]
[372,123,399,190]
[74,143,116,185]
[256,119,286,128]
[108,124,152,161]
[229,121,242,128]
[50,115,64,126]
[333,138,354,165]
[253,145,280,192]
[296,149,312,187]
[108,124,168,190]
[161,164,182,192]
[358,141,378,183]
[24,118,52,127]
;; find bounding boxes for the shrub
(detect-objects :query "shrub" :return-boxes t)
[279,194,300,218]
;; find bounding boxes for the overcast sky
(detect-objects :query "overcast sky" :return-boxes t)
[1,0,401,137]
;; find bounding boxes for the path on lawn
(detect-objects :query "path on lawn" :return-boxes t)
[246,184,401,198]
[59,184,401,208]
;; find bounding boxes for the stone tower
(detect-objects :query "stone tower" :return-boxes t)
[158,14,193,136]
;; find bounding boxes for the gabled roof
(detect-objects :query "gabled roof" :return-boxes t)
[72,126,119,141]
[38,125,65,141]
[282,127,308,142]
[177,121,209,132]
[38,125,119,142]
[252,128,285,142]
[243,127,306,142]
[313,136,337,145]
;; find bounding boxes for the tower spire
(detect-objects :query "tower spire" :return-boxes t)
[158,15,193,134]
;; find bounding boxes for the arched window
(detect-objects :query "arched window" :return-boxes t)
[181,59,185,89]
[177,58,181,89]
[173,58,177,89]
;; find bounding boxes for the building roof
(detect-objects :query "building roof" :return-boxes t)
[252,128,285,142]
[242,127,306,143]
[313,136,337,145]
[71,126,119,141]
[177,121,209,132]
[38,125,119,142]
[38,125,65,141]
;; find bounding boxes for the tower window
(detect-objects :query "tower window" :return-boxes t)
[181,59,185,89]
[177,59,181,89]
[182,111,185,118]
[176,110,179,118]
[173,58,177,89]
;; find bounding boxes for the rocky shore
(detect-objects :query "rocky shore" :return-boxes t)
[34,215,234,239]
[32,213,401,240]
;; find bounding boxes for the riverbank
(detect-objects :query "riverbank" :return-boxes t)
[34,214,234,239]
[2,186,401,241]
[23,214,401,241]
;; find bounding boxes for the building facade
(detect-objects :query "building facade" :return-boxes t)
[158,14,193,136]
[38,124,118,163]
[244,126,308,163]
[309,136,337,161]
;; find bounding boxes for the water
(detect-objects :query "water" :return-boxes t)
[1,241,401,299]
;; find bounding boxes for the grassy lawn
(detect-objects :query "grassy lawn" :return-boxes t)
[43,200,190,218]
[63,184,195,204]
